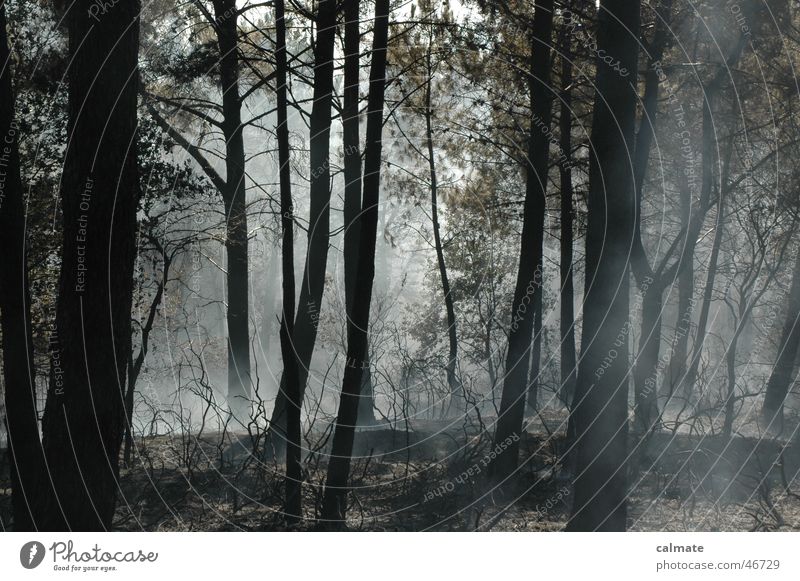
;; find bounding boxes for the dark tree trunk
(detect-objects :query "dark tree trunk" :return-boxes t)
[629,0,671,434]
[321,0,390,524]
[566,0,639,532]
[762,247,800,428]
[274,0,302,523]
[212,0,251,421]
[558,20,576,409]
[39,0,140,530]
[268,0,338,451]
[723,325,742,439]
[527,284,543,413]
[633,287,663,433]
[424,48,461,416]
[0,2,44,531]
[343,0,362,319]
[342,0,377,428]
[663,172,694,399]
[489,0,553,481]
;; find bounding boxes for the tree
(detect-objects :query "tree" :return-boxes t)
[321,0,390,524]
[628,0,675,435]
[762,246,800,429]
[424,27,463,418]
[489,0,554,482]
[0,0,44,531]
[274,0,302,523]
[566,0,640,532]
[38,0,141,530]
[122,116,210,467]
[268,0,339,452]
[630,4,749,433]
[124,229,170,468]
[557,16,577,409]
[144,0,253,421]
[664,15,751,405]
[719,191,790,438]
[211,0,252,421]
[343,0,378,427]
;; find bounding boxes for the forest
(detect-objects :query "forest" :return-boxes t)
[1,0,800,532]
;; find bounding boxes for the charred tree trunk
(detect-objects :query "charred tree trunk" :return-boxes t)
[762,247,800,428]
[664,172,694,399]
[527,284,543,413]
[527,285,544,410]
[268,0,338,451]
[424,48,461,417]
[39,0,140,530]
[722,322,742,439]
[343,0,362,319]
[321,0,390,524]
[566,0,639,532]
[489,0,553,481]
[633,287,663,433]
[274,0,302,523]
[0,1,44,531]
[212,0,251,421]
[629,0,671,434]
[342,0,377,428]
[558,20,576,409]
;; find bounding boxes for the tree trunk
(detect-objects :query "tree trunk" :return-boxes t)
[489,0,553,482]
[682,152,725,402]
[633,287,663,433]
[274,0,302,523]
[629,0,671,434]
[663,172,694,399]
[39,0,140,530]
[0,2,44,531]
[659,81,738,405]
[212,0,251,421]
[566,0,639,532]
[268,0,338,452]
[660,61,742,404]
[558,20,576,409]
[676,38,745,398]
[762,247,800,428]
[342,0,377,428]
[343,0,361,319]
[527,284,543,413]
[424,48,461,417]
[321,0,390,524]
[722,325,741,439]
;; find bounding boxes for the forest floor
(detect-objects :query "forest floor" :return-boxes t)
[108,409,800,531]
[4,409,800,531]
